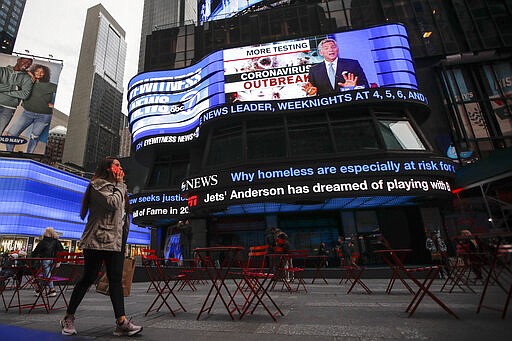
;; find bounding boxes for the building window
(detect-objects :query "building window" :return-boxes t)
[246,118,286,160]
[331,120,379,152]
[287,114,333,156]
[147,154,189,188]
[148,163,170,187]
[378,119,426,150]
[206,124,243,166]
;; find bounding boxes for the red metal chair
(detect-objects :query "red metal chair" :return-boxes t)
[175,258,200,291]
[141,249,158,293]
[0,272,11,311]
[440,255,476,293]
[231,245,269,299]
[283,249,308,293]
[141,250,186,316]
[56,251,84,287]
[477,242,512,319]
[239,245,284,321]
[42,252,84,311]
[378,235,459,319]
[337,249,372,294]
[7,258,50,314]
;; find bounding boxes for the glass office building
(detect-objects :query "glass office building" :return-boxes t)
[62,4,127,173]
[0,0,25,53]
[129,0,511,263]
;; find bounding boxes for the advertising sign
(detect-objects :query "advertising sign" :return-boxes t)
[181,156,457,210]
[128,24,424,152]
[199,0,290,23]
[484,62,512,135]
[129,191,189,223]
[0,53,62,155]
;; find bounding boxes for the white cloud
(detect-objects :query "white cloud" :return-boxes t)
[14,0,143,115]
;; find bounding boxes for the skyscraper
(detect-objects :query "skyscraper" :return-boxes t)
[0,0,26,53]
[138,0,197,72]
[62,4,127,172]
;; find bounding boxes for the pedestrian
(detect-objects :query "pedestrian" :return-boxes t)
[60,157,142,337]
[274,230,292,280]
[425,230,448,278]
[274,231,290,254]
[264,227,277,252]
[457,229,482,280]
[336,235,352,264]
[318,241,329,256]
[318,241,329,267]
[31,227,64,297]
[177,219,193,260]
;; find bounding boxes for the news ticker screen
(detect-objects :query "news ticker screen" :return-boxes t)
[129,156,456,220]
[128,23,423,152]
[199,0,288,24]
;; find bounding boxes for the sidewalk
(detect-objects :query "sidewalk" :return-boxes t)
[0,279,510,340]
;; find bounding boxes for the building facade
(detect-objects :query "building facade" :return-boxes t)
[138,0,198,72]
[118,114,132,158]
[45,125,66,165]
[128,0,511,263]
[0,0,25,53]
[62,4,127,173]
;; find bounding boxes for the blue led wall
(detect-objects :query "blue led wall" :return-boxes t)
[128,24,424,154]
[0,157,150,245]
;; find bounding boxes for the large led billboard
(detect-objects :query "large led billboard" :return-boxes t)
[128,24,426,153]
[0,53,63,155]
[199,0,290,24]
[0,157,150,245]
[180,156,457,211]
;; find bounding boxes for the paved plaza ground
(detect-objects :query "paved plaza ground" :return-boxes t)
[0,278,511,340]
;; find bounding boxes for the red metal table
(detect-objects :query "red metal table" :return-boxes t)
[374,249,458,319]
[194,246,245,320]
[5,257,50,314]
[308,255,329,284]
[374,249,415,294]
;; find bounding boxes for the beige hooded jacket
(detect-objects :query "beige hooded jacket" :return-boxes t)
[79,178,129,252]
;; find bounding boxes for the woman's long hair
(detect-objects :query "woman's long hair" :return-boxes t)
[91,156,116,180]
[89,156,131,214]
[29,64,51,83]
[42,227,58,239]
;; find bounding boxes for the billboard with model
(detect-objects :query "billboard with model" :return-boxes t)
[0,53,62,155]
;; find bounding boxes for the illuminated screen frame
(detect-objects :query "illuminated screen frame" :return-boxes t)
[128,24,426,154]
[180,156,457,211]
[199,0,271,24]
[0,157,150,245]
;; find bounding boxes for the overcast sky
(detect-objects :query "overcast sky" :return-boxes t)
[14,0,144,115]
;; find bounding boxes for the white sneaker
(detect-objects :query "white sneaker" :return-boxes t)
[113,318,143,337]
[47,289,57,297]
[60,315,77,336]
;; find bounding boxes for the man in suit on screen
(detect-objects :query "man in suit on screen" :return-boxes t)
[304,38,368,96]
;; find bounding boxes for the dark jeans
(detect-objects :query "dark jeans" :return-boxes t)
[180,243,191,260]
[66,249,125,318]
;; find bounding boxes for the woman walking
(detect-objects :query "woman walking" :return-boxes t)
[60,157,142,337]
